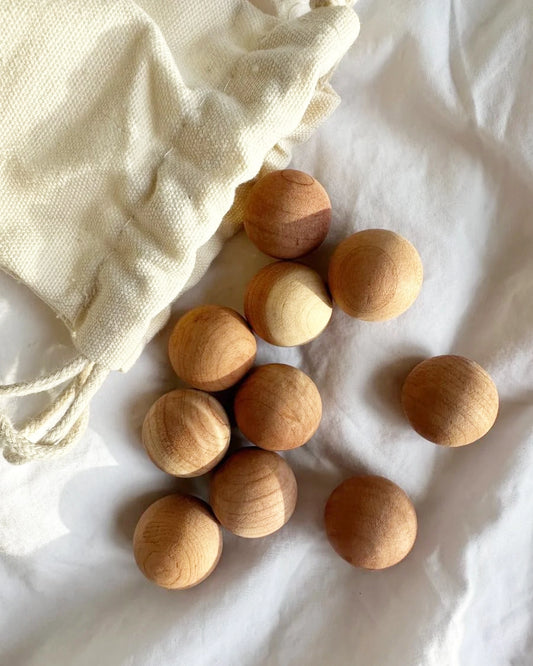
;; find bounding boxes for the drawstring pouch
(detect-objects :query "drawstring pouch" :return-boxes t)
[0,0,359,463]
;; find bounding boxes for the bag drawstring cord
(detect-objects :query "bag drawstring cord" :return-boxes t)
[0,356,108,464]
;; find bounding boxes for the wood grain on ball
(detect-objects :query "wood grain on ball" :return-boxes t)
[168,305,256,391]
[210,448,297,538]
[325,475,417,570]
[244,169,331,259]
[244,262,332,346]
[133,494,222,589]
[401,355,499,446]
[328,229,423,321]
[142,389,230,477]
[234,363,322,451]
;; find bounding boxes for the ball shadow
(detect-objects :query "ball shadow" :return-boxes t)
[365,349,430,426]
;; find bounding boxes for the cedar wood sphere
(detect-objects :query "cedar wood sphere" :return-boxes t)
[328,229,423,321]
[244,169,331,259]
[168,305,256,391]
[133,494,223,589]
[234,363,322,451]
[244,261,332,346]
[210,448,298,538]
[325,475,417,570]
[142,389,230,477]
[401,355,499,446]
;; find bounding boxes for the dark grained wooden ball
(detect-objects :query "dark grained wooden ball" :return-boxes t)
[244,169,331,259]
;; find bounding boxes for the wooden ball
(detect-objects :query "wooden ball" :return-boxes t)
[244,262,332,346]
[328,229,423,321]
[401,355,499,447]
[133,494,222,589]
[168,305,256,391]
[234,363,322,451]
[244,169,331,259]
[325,475,417,570]
[142,389,230,477]
[210,448,298,538]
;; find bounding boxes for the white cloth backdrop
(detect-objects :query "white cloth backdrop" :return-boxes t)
[1,0,532,664]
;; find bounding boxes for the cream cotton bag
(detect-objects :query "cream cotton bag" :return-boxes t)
[0,0,359,464]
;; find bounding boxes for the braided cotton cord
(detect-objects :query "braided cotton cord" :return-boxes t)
[1,410,90,465]
[0,356,89,397]
[0,358,108,464]
[20,363,93,437]
[38,364,108,445]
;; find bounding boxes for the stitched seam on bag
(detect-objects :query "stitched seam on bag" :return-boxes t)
[71,118,186,331]
[73,214,134,329]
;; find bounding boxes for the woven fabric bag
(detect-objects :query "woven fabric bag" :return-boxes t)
[0,0,359,463]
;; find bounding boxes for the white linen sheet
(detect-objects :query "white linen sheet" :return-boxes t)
[1,0,532,664]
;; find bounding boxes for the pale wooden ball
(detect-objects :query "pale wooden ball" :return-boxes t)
[401,355,499,447]
[234,363,322,451]
[142,389,230,477]
[328,229,423,321]
[168,305,256,391]
[210,448,298,538]
[244,262,332,346]
[133,494,222,589]
[244,169,331,259]
[325,475,417,570]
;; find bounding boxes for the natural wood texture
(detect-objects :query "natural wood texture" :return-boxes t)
[142,389,230,477]
[324,475,417,570]
[133,494,223,589]
[401,354,499,447]
[234,363,322,451]
[328,228,423,321]
[244,261,332,346]
[244,169,331,259]
[168,305,257,391]
[210,448,298,538]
